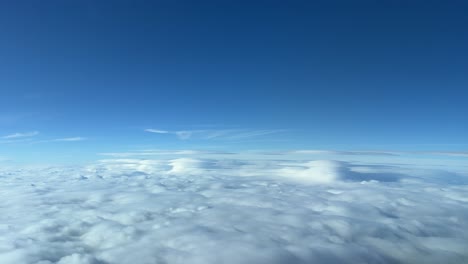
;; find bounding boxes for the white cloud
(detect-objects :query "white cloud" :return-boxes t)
[1,157,467,263]
[0,138,35,144]
[145,128,284,141]
[418,151,468,157]
[144,129,170,134]
[0,133,88,144]
[1,131,39,139]
[262,149,468,159]
[52,137,87,142]
[99,150,235,157]
[223,130,285,140]
[145,129,200,140]
[29,137,88,144]
[174,130,194,140]
[263,150,399,156]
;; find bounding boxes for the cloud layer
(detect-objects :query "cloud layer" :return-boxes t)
[0,158,467,264]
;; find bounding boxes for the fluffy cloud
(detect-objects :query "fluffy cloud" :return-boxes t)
[0,158,467,264]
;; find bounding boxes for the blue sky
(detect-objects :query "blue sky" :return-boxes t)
[1,0,467,163]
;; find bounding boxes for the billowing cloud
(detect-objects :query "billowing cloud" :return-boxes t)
[1,131,39,139]
[1,157,467,263]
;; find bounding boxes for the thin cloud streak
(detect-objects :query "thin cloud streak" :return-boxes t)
[261,150,400,156]
[144,129,169,134]
[145,128,285,140]
[0,138,35,144]
[52,137,87,142]
[100,149,235,157]
[261,149,468,158]
[1,131,39,139]
[415,151,468,157]
[33,137,88,144]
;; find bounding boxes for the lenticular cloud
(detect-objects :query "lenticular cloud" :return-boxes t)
[1,158,468,264]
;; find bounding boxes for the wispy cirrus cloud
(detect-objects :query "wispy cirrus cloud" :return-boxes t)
[144,129,170,134]
[51,137,87,142]
[260,149,468,159]
[145,129,205,140]
[100,149,235,157]
[262,150,400,156]
[1,131,39,139]
[1,135,87,145]
[33,137,88,144]
[0,138,35,144]
[417,151,468,157]
[145,128,285,140]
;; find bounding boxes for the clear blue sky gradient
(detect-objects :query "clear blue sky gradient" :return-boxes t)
[1,0,467,162]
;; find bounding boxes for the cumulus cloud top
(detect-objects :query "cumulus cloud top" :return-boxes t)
[0,158,467,264]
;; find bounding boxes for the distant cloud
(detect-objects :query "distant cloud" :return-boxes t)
[260,149,468,159]
[145,129,205,140]
[417,151,468,158]
[52,137,87,142]
[262,150,400,156]
[223,130,284,140]
[1,131,39,139]
[144,129,169,134]
[99,149,235,157]
[145,128,285,140]
[0,138,35,144]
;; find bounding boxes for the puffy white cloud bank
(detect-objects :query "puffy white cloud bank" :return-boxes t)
[1,158,468,264]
